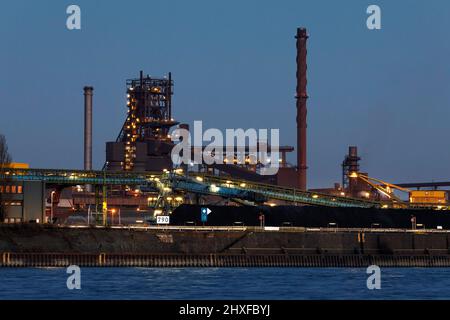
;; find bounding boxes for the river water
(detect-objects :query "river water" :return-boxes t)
[0,268,449,300]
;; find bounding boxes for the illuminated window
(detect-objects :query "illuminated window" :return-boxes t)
[0,186,3,193]
[11,186,16,193]
[17,186,22,194]
[5,186,10,193]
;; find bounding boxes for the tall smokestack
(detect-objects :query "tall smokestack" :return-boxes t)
[296,27,308,190]
[83,86,93,172]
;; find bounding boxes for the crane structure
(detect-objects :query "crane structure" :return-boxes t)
[349,172,448,209]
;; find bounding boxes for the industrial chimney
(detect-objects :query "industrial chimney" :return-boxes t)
[296,27,308,190]
[83,86,93,173]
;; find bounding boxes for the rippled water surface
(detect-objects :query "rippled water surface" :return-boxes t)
[0,268,449,300]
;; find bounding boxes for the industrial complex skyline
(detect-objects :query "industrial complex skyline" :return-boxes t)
[4,1,450,299]
[1,0,450,188]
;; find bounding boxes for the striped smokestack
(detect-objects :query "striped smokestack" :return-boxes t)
[83,86,93,172]
[296,27,308,190]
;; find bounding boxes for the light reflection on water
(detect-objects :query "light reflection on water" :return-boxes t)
[0,268,449,300]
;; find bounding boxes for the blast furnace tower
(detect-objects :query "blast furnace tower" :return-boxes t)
[106,71,179,171]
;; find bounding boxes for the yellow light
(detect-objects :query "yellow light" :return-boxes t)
[349,172,358,178]
[166,197,173,201]
[268,203,276,207]
[226,180,232,184]
[382,204,389,209]
[312,194,319,199]
[196,176,203,182]
[340,192,345,196]
[175,197,183,201]
[154,209,163,215]
[239,183,246,188]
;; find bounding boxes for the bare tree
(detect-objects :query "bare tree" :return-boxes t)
[0,134,12,221]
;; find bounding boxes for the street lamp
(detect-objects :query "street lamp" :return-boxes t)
[50,191,56,224]
[102,162,108,226]
[111,208,116,225]
[107,208,121,226]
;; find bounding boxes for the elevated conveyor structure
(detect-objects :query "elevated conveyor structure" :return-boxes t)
[1,168,438,209]
[165,173,380,208]
[0,168,159,186]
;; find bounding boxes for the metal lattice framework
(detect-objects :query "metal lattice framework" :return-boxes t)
[119,71,178,171]
[166,173,381,208]
[0,168,159,185]
[3,168,445,210]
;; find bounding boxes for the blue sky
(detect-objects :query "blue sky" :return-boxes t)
[1,0,450,188]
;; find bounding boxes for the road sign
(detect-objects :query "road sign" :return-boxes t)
[201,207,211,222]
[156,216,170,224]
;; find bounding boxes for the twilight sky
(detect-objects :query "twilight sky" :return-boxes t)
[1,0,450,188]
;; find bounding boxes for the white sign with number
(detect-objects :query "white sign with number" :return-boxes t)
[156,216,170,224]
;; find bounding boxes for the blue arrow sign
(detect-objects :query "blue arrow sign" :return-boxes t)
[201,207,211,222]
